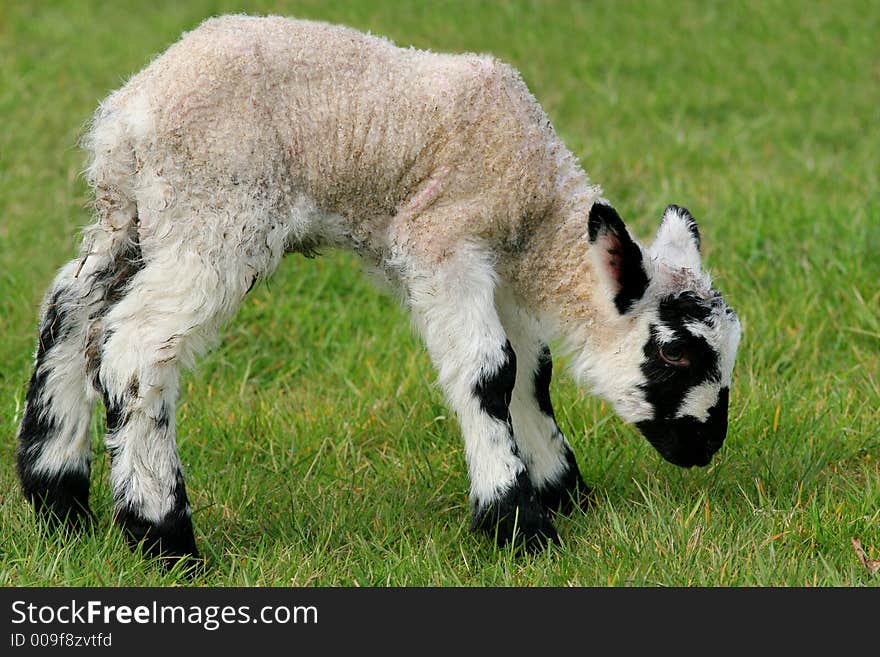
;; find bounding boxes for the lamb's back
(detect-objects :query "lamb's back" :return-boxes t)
[101,15,570,244]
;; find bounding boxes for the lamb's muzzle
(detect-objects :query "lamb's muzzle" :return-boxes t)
[638,387,730,468]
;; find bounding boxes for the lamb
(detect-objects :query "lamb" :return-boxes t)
[16,14,742,564]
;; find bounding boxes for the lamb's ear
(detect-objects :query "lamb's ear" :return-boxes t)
[650,204,702,271]
[588,201,650,314]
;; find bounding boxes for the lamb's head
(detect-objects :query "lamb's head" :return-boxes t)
[578,201,742,468]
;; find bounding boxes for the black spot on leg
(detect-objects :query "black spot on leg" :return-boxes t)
[534,345,555,419]
[155,401,172,431]
[19,233,150,536]
[530,345,594,515]
[100,359,193,569]
[473,340,517,425]
[35,289,72,357]
[84,233,144,391]
[16,376,56,478]
[105,442,121,464]
[103,389,126,435]
[470,342,559,549]
[16,291,93,529]
[76,233,196,570]
[19,468,94,531]
[89,234,145,316]
[18,366,93,530]
[19,292,70,458]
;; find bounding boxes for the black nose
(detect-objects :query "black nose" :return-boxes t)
[659,445,715,469]
[636,388,730,469]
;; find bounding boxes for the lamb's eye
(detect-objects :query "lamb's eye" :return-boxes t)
[660,344,689,366]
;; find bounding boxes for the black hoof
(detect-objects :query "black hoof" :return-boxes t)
[21,470,95,532]
[538,448,595,516]
[117,507,201,572]
[539,475,594,516]
[472,471,560,552]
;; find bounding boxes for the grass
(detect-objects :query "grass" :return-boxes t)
[1,0,877,586]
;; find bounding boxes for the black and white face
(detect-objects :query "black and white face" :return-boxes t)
[583,202,742,468]
[634,287,741,467]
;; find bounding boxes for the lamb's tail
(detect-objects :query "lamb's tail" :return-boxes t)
[81,88,147,244]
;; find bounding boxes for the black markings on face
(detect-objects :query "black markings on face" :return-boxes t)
[640,293,720,421]
[474,340,517,425]
[660,290,713,325]
[637,386,729,468]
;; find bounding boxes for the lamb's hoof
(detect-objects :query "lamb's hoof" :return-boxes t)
[117,508,202,575]
[538,448,595,516]
[21,470,95,533]
[472,471,560,552]
[34,501,96,533]
[539,471,595,516]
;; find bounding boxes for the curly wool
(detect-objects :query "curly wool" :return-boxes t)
[83,15,596,282]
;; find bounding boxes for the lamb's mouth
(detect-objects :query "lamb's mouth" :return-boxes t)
[636,388,729,468]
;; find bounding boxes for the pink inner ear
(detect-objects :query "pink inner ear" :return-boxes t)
[600,230,625,286]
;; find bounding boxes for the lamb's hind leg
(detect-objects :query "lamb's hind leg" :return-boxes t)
[96,245,251,564]
[497,292,593,515]
[401,242,558,550]
[16,231,136,530]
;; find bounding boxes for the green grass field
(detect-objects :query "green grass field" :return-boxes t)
[1,0,877,586]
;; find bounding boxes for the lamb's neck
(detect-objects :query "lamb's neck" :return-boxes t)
[501,173,613,349]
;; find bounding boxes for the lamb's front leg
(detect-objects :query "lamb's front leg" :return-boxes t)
[498,296,593,515]
[404,247,558,551]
